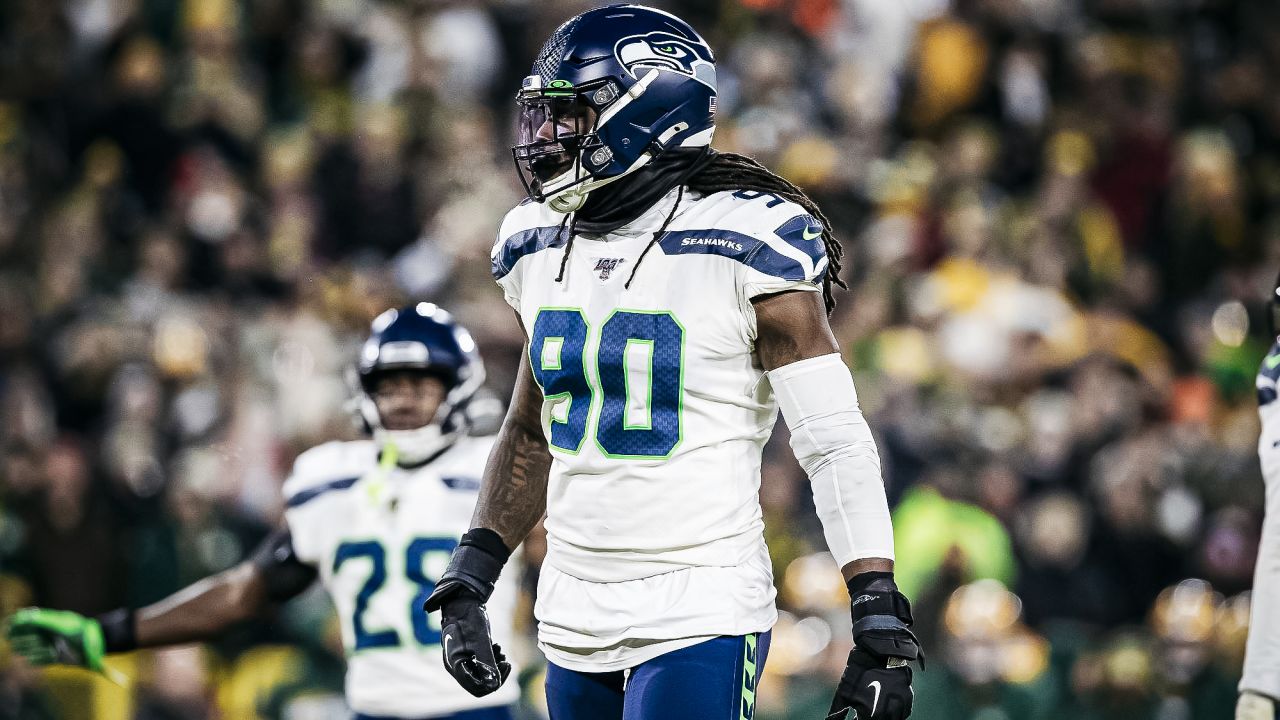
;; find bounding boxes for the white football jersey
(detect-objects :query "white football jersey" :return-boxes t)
[283,436,521,717]
[491,185,828,670]
[1242,341,1280,699]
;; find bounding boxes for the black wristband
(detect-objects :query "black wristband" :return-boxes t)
[95,608,137,653]
[844,571,923,665]
[846,571,896,597]
[461,527,512,564]
[846,571,913,624]
[431,528,511,605]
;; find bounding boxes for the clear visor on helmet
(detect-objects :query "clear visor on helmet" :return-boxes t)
[512,80,600,201]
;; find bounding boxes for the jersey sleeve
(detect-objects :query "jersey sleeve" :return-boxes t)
[736,203,827,296]
[281,441,372,564]
[281,450,327,564]
[491,202,561,311]
[491,228,524,311]
[731,201,829,335]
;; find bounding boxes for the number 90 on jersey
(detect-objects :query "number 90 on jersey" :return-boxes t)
[530,308,685,459]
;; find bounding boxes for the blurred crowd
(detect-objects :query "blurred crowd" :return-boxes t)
[0,0,1278,717]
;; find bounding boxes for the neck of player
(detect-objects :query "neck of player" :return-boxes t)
[572,147,713,234]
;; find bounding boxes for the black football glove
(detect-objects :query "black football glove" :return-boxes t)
[828,572,921,720]
[423,528,513,697]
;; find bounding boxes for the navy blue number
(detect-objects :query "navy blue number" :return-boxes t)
[333,541,399,650]
[597,312,683,457]
[405,537,457,645]
[335,537,458,651]
[531,308,685,458]
[732,189,786,208]
[530,309,592,453]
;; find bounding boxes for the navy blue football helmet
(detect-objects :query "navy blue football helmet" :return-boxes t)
[357,303,485,463]
[512,4,717,212]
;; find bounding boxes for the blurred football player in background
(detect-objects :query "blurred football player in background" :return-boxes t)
[1237,273,1280,720]
[911,580,1054,720]
[1150,579,1238,718]
[421,5,919,719]
[1059,579,1237,720]
[6,304,522,720]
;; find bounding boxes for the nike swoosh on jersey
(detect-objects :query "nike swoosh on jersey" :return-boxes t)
[801,227,822,240]
[443,633,454,666]
[869,680,882,716]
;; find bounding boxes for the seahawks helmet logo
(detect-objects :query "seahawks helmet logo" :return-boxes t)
[614,32,715,90]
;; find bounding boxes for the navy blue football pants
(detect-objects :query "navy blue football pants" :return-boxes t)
[545,632,770,720]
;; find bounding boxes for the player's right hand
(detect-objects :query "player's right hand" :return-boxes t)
[5,608,106,673]
[431,589,511,697]
[1238,691,1279,720]
[423,528,514,697]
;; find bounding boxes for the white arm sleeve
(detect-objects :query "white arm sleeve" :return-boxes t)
[1242,405,1280,698]
[769,353,895,567]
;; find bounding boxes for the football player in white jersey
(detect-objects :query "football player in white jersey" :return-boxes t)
[1238,276,1280,720]
[6,304,521,720]
[422,5,920,720]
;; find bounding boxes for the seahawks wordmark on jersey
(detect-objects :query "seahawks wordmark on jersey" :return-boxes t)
[492,186,827,671]
[283,437,520,717]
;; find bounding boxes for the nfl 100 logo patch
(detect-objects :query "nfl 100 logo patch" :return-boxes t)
[594,257,625,280]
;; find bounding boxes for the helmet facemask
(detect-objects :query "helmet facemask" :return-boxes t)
[513,78,600,212]
[356,365,484,466]
[512,75,653,213]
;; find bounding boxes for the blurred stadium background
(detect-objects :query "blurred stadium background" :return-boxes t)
[1,0,1278,717]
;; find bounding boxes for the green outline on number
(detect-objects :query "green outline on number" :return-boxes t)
[530,306,593,456]
[333,537,401,656]
[622,338,655,431]
[405,536,456,647]
[593,308,686,460]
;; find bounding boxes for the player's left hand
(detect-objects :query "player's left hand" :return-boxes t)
[5,608,107,673]
[827,572,921,720]
[827,651,913,720]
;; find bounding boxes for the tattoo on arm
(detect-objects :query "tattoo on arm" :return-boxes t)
[472,344,552,550]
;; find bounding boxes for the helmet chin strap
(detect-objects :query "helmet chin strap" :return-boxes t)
[543,152,655,214]
[548,184,588,213]
[374,424,451,466]
[360,395,461,467]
